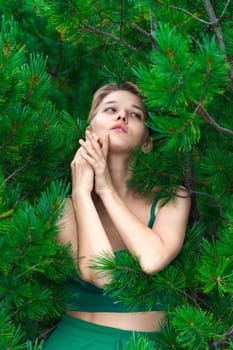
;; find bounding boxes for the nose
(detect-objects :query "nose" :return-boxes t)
[117,111,128,123]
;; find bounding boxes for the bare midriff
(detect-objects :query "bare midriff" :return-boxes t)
[66,310,165,332]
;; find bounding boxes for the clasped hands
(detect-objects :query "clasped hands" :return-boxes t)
[71,128,112,196]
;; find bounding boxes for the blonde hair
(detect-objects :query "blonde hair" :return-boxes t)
[88,81,147,122]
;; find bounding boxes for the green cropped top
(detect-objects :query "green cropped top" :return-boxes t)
[67,196,165,313]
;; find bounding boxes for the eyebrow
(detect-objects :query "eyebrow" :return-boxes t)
[103,100,143,112]
[132,104,143,112]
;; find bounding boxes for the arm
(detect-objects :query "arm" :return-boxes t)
[70,142,113,287]
[80,131,191,275]
[56,197,78,260]
[100,187,191,274]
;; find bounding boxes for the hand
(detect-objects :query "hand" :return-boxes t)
[70,145,94,197]
[79,128,113,196]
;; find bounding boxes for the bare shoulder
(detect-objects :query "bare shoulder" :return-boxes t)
[145,186,191,272]
[176,186,191,199]
[156,186,191,211]
[57,197,78,255]
[171,186,191,207]
[61,197,74,214]
[154,186,191,240]
[57,197,75,227]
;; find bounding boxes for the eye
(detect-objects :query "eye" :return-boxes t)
[130,112,143,120]
[104,107,116,113]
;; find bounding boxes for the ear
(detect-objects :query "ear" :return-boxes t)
[141,137,153,153]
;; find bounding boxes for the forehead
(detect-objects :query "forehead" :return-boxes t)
[101,90,143,107]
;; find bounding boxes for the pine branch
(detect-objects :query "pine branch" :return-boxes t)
[179,289,201,309]
[202,0,227,50]
[119,0,124,39]
[218,0,231,23]
[0,131,16,152]
[3,154,32,184]
[203,192,226,208]
[190,190,225,217]
[50,1,144,56]
[171,304,225,350]
[181,151,201,223]
[83,23,139,53]
[197,103,233,137]
[37,325,56,341]
[202,0,233,85]
[155,0,230,27]
[94,0,104,23]
[154,0,210,25]
[49,32,64,78]
[155,0,233,87]
[210,325,233,349]
[131,23,157,49]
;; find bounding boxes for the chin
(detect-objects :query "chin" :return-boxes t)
[109,143,131,154]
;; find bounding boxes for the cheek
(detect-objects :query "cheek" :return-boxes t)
[91,122,103,135]
[136,128,149,144]
[90,116,103,130]
[90,120,106,143]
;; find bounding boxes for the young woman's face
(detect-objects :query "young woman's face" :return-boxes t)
[90,90,151,153]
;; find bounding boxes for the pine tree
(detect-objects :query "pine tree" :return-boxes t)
[0,1,233,349]
[0,14,84,349]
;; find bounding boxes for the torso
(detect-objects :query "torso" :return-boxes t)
[62,191,165,332]
[94,192,157,251]
[67,310,165,332]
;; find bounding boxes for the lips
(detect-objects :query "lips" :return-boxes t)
[110,122,128,133]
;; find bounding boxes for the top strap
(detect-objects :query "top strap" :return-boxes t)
[147,196,158,228]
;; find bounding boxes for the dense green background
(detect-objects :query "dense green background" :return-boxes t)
[0,1,232,349]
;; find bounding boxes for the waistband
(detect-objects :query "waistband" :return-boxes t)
[59,314,160,341]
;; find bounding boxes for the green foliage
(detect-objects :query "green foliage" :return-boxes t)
[124,333,162,350]
[0,302,26,349]
[0,0,233,348]
[0,181,77,341]
[0,15,83,199]
[0,14,81,346]
[197,231,233,296]
[0,16,25,107]
[133,25,228,154]
[91,250,162,312]
[25,339,45,350]
[90,223,232,348]
[171,304,225,350]
[89,224,205,312]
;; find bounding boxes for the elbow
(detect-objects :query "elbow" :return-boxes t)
[139,253,170,275]
[84,274,107,289]
[140,260,161,275]
[139,241,184,275]
[78,260,109,289]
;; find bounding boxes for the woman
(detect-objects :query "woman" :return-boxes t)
[45,82,191,349]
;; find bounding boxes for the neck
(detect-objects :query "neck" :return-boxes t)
[107,154,133,198]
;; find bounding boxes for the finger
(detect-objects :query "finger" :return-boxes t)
[72,144,84,161]
[84,131,102,157]
[71,145,90,170]
[102,133,109,159]
[80,148,96,167]
[86,129,101,148]
[79,139,95,157]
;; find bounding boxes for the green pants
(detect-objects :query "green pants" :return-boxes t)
[44,314,161,350]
